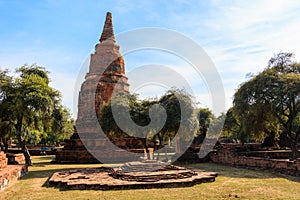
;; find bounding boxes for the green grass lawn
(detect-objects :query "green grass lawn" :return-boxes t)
[1,155,300,200]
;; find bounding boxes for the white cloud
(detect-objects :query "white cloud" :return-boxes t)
[193,0,300,110]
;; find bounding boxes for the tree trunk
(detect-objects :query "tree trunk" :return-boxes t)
[290,141,298,160]
[157,133,164,160]
[15,115,32,166]
[16,133,32,165]
[288,130,299,160]
[0,138,4,151]
[141,138,150,160]
[4,138,9,153]
[289,137,298,160]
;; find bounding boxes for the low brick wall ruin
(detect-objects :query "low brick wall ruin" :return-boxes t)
[210,146,300,176]
[54,137,154,164]
[6,153,25,165]
[0,151,7,169]
[0,151,28,192]
[239,150,300,159]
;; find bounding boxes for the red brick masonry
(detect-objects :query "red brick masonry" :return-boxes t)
[210,146,300,176]
[0,151,28,191]
[0,151,7,169]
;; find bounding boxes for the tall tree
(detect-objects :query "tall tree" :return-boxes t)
[1,64,63,165]
[158,89,198,153]
[0,69,14,151]
[195,108,213,143]
[99,89,198,159]
[41,105,74,144]
[224,106,279,144]
[233,53,300,159]
[221,107,241,141]
[99,92,159,159]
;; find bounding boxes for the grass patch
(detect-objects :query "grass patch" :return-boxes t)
[1,155,300,199]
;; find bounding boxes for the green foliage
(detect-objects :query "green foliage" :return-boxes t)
[99,92,137,139]
[0,69,15,150]
[233,53,300,158]
[221,107,240,139]
[0,64,73,164]
[158,89,198,143]
[99,88,199,148]
[207,112,225,139]
[197,108,213,129]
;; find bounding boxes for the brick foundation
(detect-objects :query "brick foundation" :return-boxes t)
[6,153,25,165]
[210,146,300,176]
[0,151,7,169]
[0,151,28,191]
[53,138,143,163]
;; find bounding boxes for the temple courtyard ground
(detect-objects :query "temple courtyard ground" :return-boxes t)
[1,156,300,199]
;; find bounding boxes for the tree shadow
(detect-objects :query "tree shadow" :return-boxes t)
[35,155,55,161]
[186,162,300,183]
[23,166,100,188]
[25,156,107,190]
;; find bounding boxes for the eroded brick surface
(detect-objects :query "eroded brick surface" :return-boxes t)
[0,151,28,191]
[210,145,300,176]
[55,12,130,164]
[49,161,217,190]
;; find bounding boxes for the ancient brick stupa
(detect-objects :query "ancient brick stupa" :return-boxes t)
[54,12,133,163]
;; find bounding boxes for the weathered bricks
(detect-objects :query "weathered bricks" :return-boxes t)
[54,12,130,164]
[0,151,7,169]
[210,145,300,176]
[0,151,28,191]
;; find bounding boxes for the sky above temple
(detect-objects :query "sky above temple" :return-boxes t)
[1,0,300,116]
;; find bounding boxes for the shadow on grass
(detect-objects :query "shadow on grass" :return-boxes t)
[24,166,101,188]
[26,156,106,189]
[187,162,300,183]
[23,167,72,179]
[35,155,55,161]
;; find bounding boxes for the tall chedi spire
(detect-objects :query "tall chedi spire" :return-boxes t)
[100,12,115,42]
[54,12,135,164]
[77,11,129,122]
[95,12,128,104]
[89,12,126,75]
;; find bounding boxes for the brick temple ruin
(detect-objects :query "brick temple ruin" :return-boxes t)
[210,143,300,176]
[49,12,220,190]
[49,160,217,190]
[0,151,27,191]
[54,12,141,163]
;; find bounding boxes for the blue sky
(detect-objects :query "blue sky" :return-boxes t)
[1,0,300,116]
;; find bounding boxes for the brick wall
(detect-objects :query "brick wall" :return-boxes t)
[210,147,300,176]
[0,151,28,191]
[0,151,7,169]
[0,165,28,191]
